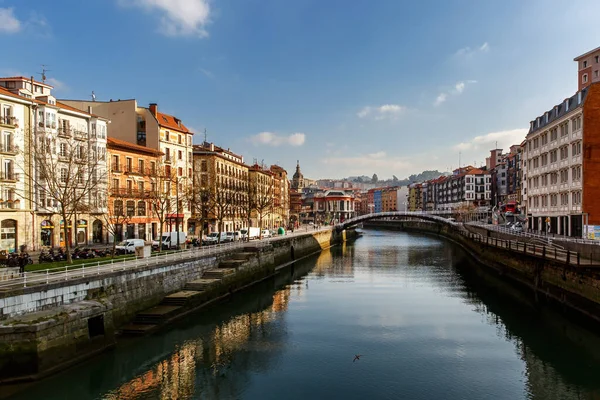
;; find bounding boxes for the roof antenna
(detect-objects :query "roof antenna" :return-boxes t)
[39,64,50,83]
[204,128,207,144]
[91,91,96,102]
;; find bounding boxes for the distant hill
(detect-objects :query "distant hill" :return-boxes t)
[346,170,449,186]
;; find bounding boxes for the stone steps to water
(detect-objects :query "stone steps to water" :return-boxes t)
[161,290,204,306]
[122,254,249,336]
[218,259,246,269]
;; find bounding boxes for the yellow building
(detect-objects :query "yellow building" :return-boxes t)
[192,142,248,234]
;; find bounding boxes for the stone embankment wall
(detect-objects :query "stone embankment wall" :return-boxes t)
[365,221,600,324]
[0,229,354,383]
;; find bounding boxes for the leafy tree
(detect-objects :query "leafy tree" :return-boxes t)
[372,173,378,183]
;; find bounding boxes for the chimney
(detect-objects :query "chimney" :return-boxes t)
[577,91,582,105]
[88,106,93,114]
[210,143,214,151]
[149,103,158,117]
[565,98,569,112]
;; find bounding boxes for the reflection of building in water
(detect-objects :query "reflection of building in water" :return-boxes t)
[106,287,292,399]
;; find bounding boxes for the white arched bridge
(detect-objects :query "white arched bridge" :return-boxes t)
[335,211,460,231]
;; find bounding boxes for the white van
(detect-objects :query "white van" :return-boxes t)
[152,232,187,250]
[115,239,145,254]
[203,232,230,244]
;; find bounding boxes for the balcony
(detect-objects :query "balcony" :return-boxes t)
[57,128,72,138]
[74,130,88,140]
[164,156,172,164]
[0,172,19,182]
[110,188,149,198]
[111,165,123,173]
[0,143,18,155]
[0,115,18,127]
[0,200,19,210]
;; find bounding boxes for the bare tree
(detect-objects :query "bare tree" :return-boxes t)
[239,175,256,242]
[185,173,214,246]
[101,197,131,257]
[250,176,274,239]
[18,126,106,263]
[211,181,233,244]
[147,161,175,251]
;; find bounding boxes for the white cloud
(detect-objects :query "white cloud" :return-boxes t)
[199,68,214,79]
[357,104,406,120]
[434,80,477,106]
[434,93,447,106]
[249,132,306,147]
[0,8,21,33]
[454,42,490,58]
[452,129,528,152]
[123,0,211,38]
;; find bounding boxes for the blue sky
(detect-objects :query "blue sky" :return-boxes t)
[1,0,599,180]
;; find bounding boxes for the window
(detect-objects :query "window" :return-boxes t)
[112,178,119,190]
[112,155,120,171]
[61,168,68,183]
[59,142,67,157]
[596,55,599,63]
[572,141,581,156]
[550,128,558,141]
[137,201,146,216]
[127,180,133,194]
[572,191,581,205]
[596,70,599,78]
[583,74,588,83]
[583,61,588,68]
[138,159,144,173]
[126,201,135,217]
[165,131,170,141]
[165,148,170,161]
[178,150,182,160]
[178,135,182,144]
[114,200,123,215]
[126,157,132,172]
[178,167,183,176]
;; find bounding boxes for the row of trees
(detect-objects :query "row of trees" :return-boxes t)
[16,130,277,262]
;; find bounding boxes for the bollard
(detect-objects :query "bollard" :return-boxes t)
[23,272,27,288]
[46,269,49,284]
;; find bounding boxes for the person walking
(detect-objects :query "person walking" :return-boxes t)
[18,253,27,275]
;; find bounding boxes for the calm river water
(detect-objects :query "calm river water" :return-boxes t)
[5,229,600,399]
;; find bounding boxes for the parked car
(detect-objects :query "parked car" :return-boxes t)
[204,232,231,245]
[511,223,524,232]
[225,231,237,242]
[261,229,272,238]
[152,232,187,250]
[240,227,260,240]
[115,239,145,254]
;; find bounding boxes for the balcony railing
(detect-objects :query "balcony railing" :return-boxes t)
[0,172,19,182]
[0,116,18,127]
[110,188,149,198]
[0,143,17,154]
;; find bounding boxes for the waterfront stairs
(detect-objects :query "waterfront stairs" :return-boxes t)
[121,250,261,335]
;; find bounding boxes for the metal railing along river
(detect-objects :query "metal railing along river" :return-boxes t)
[0,226,332,290]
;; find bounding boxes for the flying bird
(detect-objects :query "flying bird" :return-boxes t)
[353,354,363,362]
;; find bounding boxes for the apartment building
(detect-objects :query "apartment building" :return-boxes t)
[311,189,356,223]
[270,164,290,228]
[107,137,163,242]
[192,142,249,234]
[0,77,109,250]
[575,46,600,91]
[0,85,33,252]
[523,86,595,236]
[61,99,194,234]
[434,167,491,211]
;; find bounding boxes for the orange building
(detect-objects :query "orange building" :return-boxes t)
[107,137,163,242]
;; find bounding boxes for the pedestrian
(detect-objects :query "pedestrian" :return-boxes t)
[18,253,27,274]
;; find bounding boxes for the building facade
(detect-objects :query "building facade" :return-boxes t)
[107,137,163,243]
[61,99,194,235]
[192,142,249,234]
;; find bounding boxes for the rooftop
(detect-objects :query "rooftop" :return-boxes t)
[107,137,164,156]
[574,46,600,61]
[528,86,589,135]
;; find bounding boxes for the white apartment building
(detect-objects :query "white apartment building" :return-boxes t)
[0,76,108,249]
[0,84,33,253]
[524,90,585,237]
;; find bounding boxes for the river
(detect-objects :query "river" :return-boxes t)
[5,229,600,399]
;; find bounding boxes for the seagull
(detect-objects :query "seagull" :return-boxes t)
[353,354,363,362]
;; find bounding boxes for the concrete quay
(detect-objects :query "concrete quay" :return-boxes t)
[0,228,356,384]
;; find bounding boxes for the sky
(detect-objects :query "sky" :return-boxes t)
[1,0,599,180]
